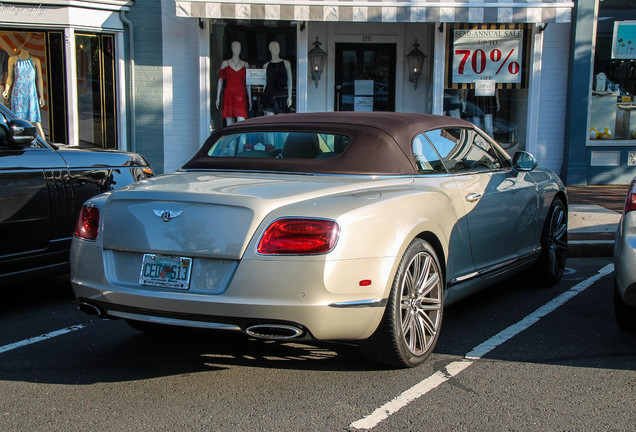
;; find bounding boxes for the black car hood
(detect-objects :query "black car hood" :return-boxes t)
[55,147,148,168]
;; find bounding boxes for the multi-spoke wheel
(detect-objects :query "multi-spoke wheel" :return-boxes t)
[360,238,444,368]
[534,197,568,286]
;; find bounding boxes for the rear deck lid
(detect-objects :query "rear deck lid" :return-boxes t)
[100,171,410,259]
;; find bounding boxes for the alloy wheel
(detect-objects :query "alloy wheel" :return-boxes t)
[399,251,442,356]
[548,202,567,277]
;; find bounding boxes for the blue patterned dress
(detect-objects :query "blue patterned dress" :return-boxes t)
[11,58,41,122]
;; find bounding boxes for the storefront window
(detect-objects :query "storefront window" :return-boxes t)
[210,20,297,130]
[0,31,49,139]
[0,30,67,144]
[591,3,636,142]
[76,33,117,149]
[444,24,531,154]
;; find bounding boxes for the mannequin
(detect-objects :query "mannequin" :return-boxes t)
[262,41,292,115]
[0,48,8,105]
[444,89,462,118]
[216,41,251,126]
[469,89,499,138]
[3,45,45,138]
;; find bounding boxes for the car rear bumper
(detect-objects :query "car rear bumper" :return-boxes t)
[71,240,394,340]
[614,217,636,307]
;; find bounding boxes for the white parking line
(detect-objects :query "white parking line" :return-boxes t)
[0,324,86,355]
[350,264,614,430]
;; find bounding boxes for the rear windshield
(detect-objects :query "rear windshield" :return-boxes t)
[207,131,351,159]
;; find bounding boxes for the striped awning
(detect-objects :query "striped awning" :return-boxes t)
[175,1,573,23]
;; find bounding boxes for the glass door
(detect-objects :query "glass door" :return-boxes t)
[334,43,396,112]
[75,34,117,148]
[47,32,68,144]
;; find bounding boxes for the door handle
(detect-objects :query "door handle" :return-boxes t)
[465,193,482,202]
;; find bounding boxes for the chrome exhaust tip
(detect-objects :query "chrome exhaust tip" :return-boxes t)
[78,302,103,317]
[245,324,303,340]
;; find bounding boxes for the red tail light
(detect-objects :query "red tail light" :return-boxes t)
[257,218,339,255]
[75,205,100,240]
[625,180,636,214]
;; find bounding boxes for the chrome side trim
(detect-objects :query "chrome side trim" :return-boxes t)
[448,249,540,287]
[328,298,387,308]
[478,249,541,276]
[108,310,242,331]
[449,271,480,285]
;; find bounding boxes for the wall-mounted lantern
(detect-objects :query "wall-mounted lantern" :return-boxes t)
[406,39,426,90]
[308,37,327,89]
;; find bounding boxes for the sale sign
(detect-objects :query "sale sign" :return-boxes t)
[452,29,524,85]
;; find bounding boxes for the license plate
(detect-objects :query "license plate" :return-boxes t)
[139,254,193,289]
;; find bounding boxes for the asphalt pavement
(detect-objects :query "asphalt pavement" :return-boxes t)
[567,184,629,257]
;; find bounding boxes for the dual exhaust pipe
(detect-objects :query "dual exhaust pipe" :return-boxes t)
[78,301,103,317]
[245,324,304,340]
[77,301,304,340]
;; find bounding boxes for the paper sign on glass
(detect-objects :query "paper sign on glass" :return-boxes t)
[354,97,373,112]
[452,29,523,84]
[475,80,496,96]
[354,80,374,95]
[246,69,266,86]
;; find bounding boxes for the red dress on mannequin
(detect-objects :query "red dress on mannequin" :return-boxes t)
[219,66,248,118]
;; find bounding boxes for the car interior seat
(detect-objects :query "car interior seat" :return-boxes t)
[282,133,321,159]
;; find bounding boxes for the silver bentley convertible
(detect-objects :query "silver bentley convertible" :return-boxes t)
[71,112,567,368]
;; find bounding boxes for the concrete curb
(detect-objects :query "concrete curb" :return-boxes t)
[568,240,614,258]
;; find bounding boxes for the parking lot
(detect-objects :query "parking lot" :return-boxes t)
[1,257,634,431]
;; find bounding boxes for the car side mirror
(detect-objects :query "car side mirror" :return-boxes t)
[512,151,538,172]
[7,118,37,148]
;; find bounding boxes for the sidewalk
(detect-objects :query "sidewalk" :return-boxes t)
[567,185,629,257]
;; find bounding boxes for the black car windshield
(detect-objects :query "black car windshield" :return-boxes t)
[207,131,351,159]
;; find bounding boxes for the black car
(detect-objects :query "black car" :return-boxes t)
[0,103,154,285]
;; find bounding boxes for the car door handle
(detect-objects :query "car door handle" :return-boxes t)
[465,193,482,202]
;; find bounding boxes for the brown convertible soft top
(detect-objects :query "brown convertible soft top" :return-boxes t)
[182,112,475,175]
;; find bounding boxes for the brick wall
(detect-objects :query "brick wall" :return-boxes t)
[537,23,572,175]
[128,0,165,174]
[160,0,201,174]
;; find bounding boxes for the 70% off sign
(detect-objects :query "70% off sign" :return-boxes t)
[452,29,523,84]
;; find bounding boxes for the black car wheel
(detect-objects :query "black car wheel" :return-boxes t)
[360,238,444,368]
[534,197,568,286]
[614,282,636,331]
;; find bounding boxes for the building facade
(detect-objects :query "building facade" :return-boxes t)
[563,0,636,185]
[2,0,580,182]
[125,0,572,175]
[0,0,133,149]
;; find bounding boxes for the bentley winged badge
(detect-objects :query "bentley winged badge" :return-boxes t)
[153,209,184,222]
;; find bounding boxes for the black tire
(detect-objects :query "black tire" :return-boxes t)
[359,238,444,368]
[614,282,636,332]
[534,197,568,286]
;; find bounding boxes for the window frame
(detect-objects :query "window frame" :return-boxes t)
[423,126,511,175]
[411,133,449,175]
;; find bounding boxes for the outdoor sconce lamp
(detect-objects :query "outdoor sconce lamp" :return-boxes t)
[308,37,328,88]
[406,39,426,90]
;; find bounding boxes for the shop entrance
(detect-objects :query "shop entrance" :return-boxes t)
[334,43,396,112]
[75,34,117,148]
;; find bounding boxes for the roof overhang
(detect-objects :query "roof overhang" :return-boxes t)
[176,0,573,23]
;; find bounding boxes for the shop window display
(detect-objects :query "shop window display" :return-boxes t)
[0,31,48,139]
[591,8,636,142]
[444,24,530,154]
[210,21,296,129]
